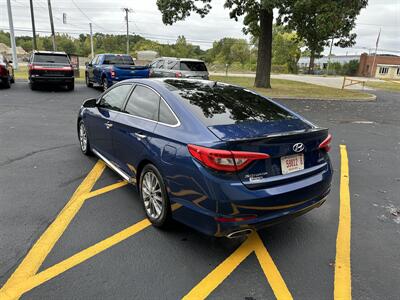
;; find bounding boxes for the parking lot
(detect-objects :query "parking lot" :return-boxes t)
[0,82,399,299]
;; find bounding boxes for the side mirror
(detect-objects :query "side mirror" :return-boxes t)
[82,98,98,108]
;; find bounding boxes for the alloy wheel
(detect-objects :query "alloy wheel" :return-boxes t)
[79,123,88,152]
[142,171,163,219]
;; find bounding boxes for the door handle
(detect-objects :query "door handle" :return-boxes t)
[104,122,113,129]
[134,132,147,140]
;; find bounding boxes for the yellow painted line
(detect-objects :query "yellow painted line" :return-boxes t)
[334,145,352,300]
[0,219,151,299]
[85,181,129,200]
[253,233,293,300]
[0,160,106,298]
[183,232,292,300]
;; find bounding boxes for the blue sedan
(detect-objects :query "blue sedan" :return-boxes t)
[77,79,333,238]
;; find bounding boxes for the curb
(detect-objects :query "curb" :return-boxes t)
[271,93,377,102]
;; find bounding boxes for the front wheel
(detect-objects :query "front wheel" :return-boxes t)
[140,164,172,227]
[78,120,92,155]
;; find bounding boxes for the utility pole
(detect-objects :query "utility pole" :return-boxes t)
[47,0,56,51]
[89,23,94,59]
[6,0,18,70]
[326,37,334,75]
[371,28,381,78]
[29,0,37,50]
[123,8,132,55]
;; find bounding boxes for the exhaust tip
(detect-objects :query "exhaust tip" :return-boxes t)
[226,229,254,239]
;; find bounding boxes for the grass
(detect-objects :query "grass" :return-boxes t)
[210,75,374,100]
[365,80,400,92]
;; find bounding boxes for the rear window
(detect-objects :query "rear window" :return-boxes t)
[180,61,207,72]
[104,55,134,65]
[162,80,297,126]
[33,54,69,64]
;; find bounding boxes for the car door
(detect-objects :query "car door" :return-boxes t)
[85,84,133,160]
[93,55,103,84]
[153,59,165,77]
[112,84,160,178]
[86,55,98,81]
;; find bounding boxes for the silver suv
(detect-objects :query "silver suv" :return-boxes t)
[149,57,209,79]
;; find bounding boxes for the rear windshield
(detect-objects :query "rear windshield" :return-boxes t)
[180,61,207,72]
[162,80,297,126]
[104,55,134,65]
[33,54,69,64]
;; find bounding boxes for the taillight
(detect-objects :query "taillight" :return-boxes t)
[111,71,116,78]
[175,72,182,78]
[187,144,270,172]
[0,64,6,76]
[319,134,332,152]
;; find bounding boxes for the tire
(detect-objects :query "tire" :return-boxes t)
[85,73,93,87]
[139,164,172,227]
[102,77,109,92]
[10,76,15,84]
[29,80,37,90]
[67,81,75,91]
[78,120,92,155]
[3,77,11,88]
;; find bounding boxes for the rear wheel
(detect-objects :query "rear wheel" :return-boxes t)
[78,120,92,155]
[29,80,37,90]
[10,76,15,84]
[102,77,109,91]
[2,77,11,88]
[67,81,75,91]
[140,164,171,227]
[85,73,93,87]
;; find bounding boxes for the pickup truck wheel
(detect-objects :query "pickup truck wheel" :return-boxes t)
[67,82,74,91]
[85,73,93,88]
[102,77,109,91]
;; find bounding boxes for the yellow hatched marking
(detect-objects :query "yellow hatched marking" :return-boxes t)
[183,232,292,300]
[334,145,352,300]
[0,160,106,297]
[0,219,151,300]
[85,181,129,200]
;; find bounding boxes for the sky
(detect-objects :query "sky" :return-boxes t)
[0,0,399,56]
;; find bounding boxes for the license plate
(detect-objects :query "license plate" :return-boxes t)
[281,154,304,175]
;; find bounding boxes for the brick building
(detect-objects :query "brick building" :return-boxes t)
[357,53,400,79]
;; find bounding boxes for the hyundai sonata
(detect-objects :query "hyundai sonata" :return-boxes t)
[77,79,333,237]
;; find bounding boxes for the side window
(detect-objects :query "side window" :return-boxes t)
[124,85,160,121]
[167,60,178,70]
[92,55,99,65]
[98,84,132,111]
[159,99,178,126]
[156,60,164,69]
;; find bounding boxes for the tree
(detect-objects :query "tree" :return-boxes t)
[279,0,368,72]
[156,0,283,88]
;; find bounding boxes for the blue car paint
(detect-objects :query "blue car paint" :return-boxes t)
[78,78,333,237]
[87,54,150,88]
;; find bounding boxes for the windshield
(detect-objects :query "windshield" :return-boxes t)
[162,79,297,126]
[180,61,207,72]
[103,55,134,65]
[33,54,70,64]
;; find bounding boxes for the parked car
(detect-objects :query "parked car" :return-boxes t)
[28,51,75,90]
[149,57,209,79]
[77,79,333,238]
[85,54,150,91]
[0,54,15,88]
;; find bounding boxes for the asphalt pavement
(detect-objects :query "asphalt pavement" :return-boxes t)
[0,82,399,299]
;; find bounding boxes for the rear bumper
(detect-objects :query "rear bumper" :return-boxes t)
[30,76,74,84]
[169,160,333,237]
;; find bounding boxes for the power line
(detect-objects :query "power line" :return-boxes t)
[70,0,108,32]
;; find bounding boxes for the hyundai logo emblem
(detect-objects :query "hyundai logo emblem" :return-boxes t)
[293,143,305,153]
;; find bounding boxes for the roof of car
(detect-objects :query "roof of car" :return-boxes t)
[33,50,68,55]
[157,57,205,62]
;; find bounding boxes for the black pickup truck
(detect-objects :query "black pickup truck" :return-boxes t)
[28,51,75,91]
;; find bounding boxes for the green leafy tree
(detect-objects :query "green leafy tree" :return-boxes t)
[272,26,302,73]
[156,0,285,88]
[279,0,368,72]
